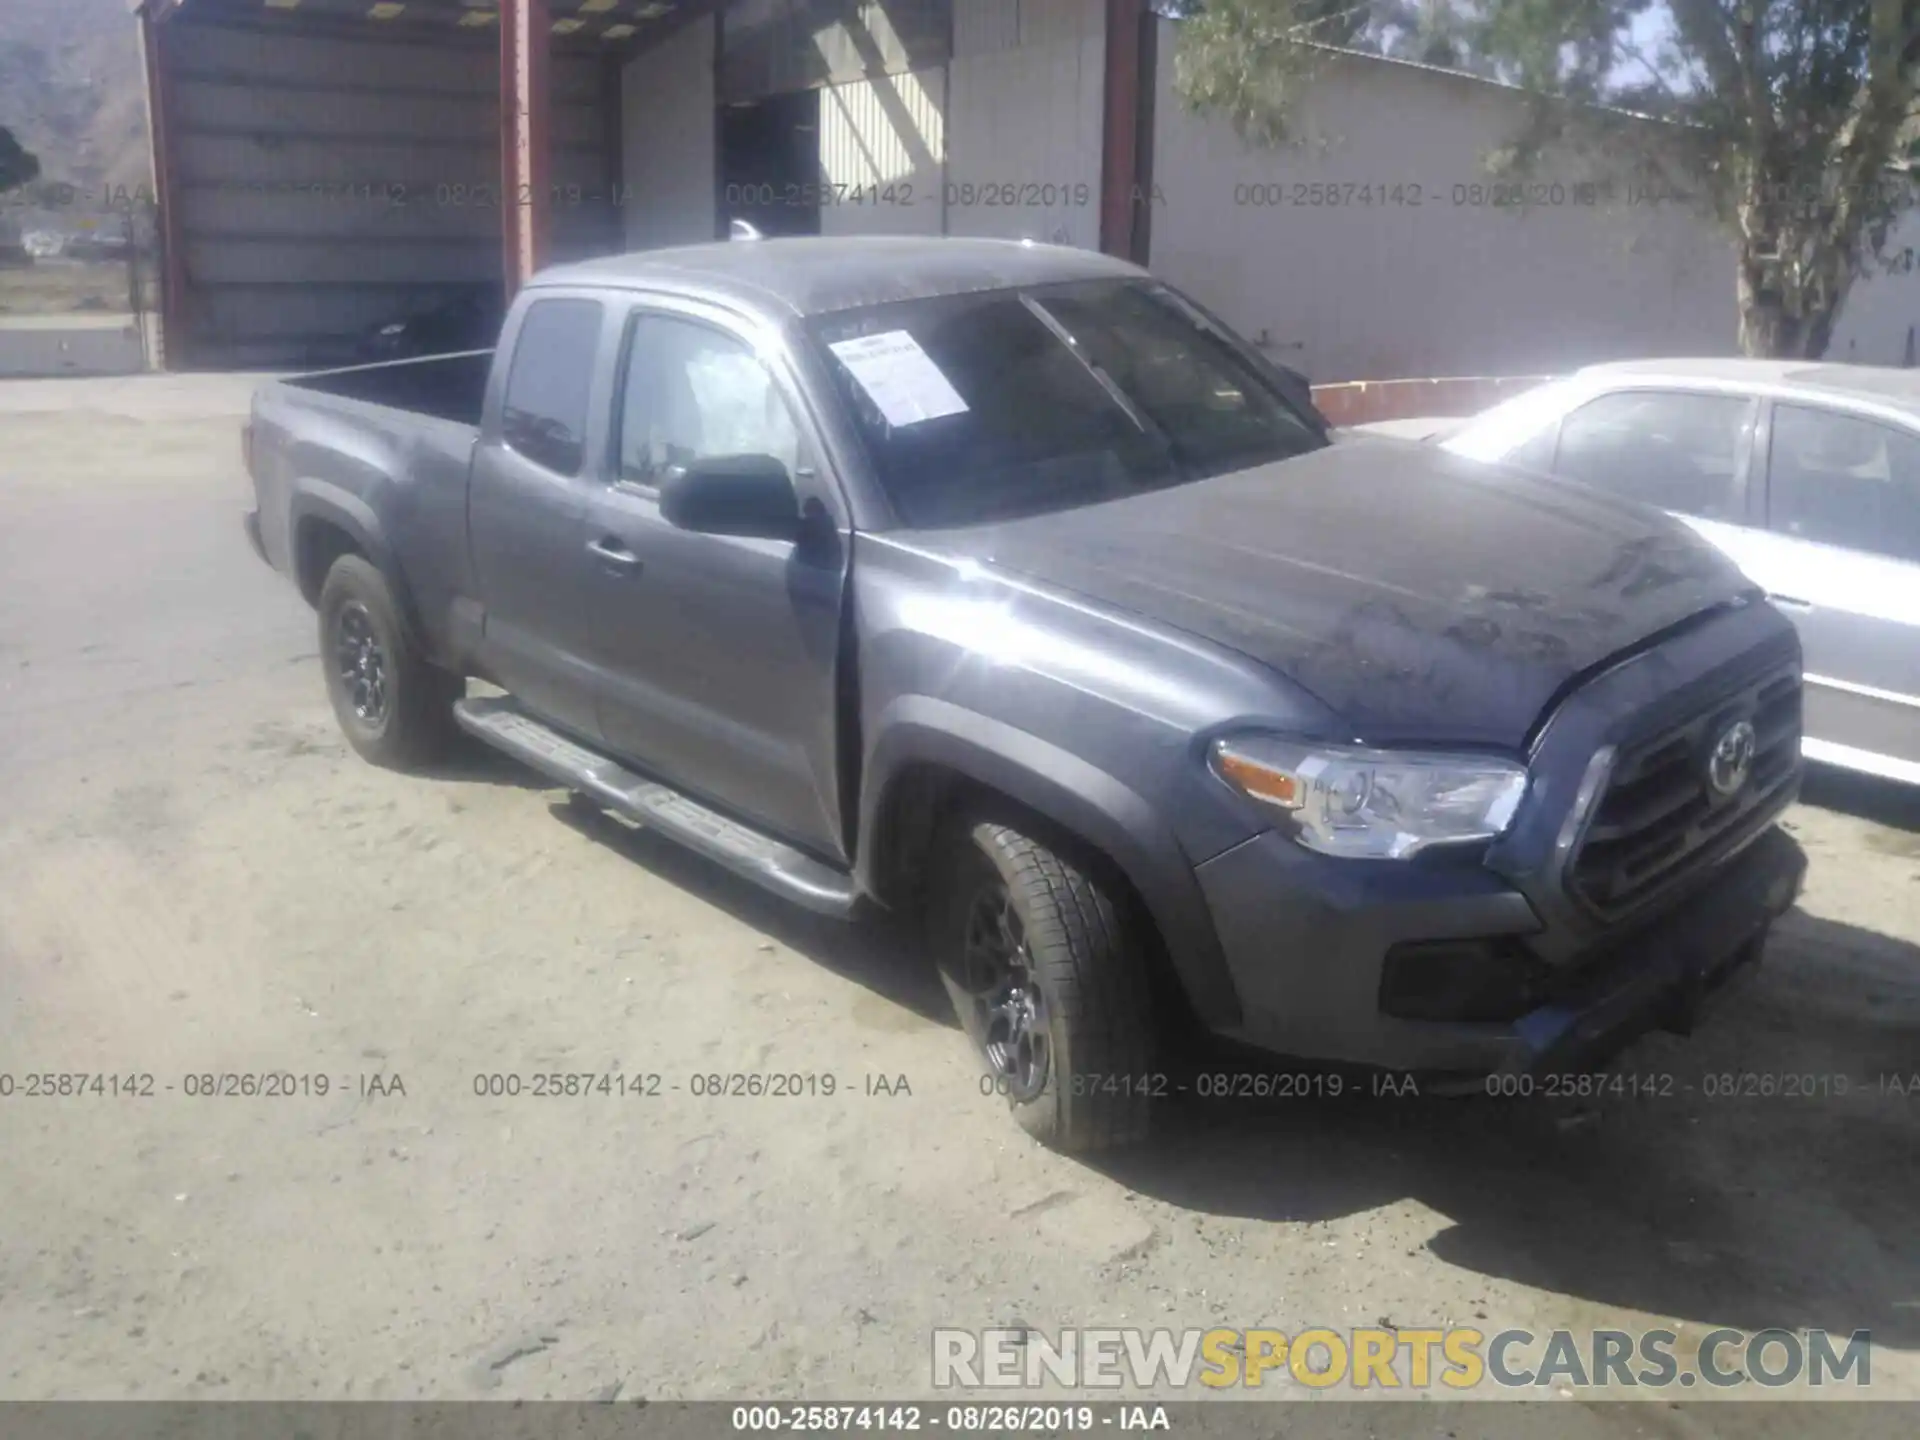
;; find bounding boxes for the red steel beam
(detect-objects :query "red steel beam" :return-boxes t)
[140,5,189,368]
[1098,0,1146,261]
[501,0,553,294]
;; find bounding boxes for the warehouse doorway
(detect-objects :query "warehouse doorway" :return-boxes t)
[720,89,823,237]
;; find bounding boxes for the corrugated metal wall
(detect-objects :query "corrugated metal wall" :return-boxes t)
[945,0,1104,248]
[621,19,719,251]
[719,0,950,100]
[164,15,619,368]
[626,0,1101,248]
[818,67,946,236]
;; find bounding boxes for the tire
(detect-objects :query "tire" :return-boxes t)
[317,553,463,769]
[932,817,1157,1152]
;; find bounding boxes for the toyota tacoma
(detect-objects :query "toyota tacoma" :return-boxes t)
[243,236,1807,1151]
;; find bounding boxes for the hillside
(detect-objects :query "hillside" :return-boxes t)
[0,0,151,204]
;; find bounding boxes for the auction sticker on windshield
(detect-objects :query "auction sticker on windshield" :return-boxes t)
[828,330,969,426]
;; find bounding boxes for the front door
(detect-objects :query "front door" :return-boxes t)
[583,304,851,858]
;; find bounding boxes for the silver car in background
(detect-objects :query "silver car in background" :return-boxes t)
[1426,359,1920,787]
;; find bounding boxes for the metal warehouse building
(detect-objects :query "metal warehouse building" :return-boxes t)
[129,0,1920,386]
[134,0,1152,370]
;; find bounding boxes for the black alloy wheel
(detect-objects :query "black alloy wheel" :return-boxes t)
[960,881,1052,1103]
[333,600,389,725]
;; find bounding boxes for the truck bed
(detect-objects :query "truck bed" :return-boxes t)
[283,350,493,428]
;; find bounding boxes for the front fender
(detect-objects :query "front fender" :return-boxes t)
[858,695,1243,1030]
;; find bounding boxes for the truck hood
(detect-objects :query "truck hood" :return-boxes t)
[920,438,1755,748]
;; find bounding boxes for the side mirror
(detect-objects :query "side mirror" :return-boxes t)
[658,453,802,541]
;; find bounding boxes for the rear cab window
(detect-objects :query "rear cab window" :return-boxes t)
[500,297,603,476]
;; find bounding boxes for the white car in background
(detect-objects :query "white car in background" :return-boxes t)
[1384,358,1920,786]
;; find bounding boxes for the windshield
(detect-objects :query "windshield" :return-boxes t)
[807,278,1328,528]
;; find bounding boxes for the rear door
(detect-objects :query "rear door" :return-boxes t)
[1742,400,1920,779]
[467,294,611,740]
[581,299,852,859]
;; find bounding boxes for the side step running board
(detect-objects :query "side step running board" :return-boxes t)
[453,696,859,918]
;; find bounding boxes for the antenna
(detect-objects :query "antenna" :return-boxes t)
[729,219,764,242]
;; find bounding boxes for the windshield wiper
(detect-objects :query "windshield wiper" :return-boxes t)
[1018,294,1186,479]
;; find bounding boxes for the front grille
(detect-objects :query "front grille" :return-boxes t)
[1567,667,1801,920]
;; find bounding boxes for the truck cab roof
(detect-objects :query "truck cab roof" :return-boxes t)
[530,235,1144,320]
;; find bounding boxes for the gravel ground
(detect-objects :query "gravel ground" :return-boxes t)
[0,375,1915,1415]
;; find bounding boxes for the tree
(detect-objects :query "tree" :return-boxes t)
[1172,1,1920,358]
[0,126,40,196]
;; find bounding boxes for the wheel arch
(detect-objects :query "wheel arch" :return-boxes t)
[291,487,433,659]
[857,697,1243,1032]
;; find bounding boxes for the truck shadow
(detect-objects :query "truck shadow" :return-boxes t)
[1800,762,1920,834]
[1099,903,1920,1352]
[546,796,1918,1352]
[547,797,952,1025]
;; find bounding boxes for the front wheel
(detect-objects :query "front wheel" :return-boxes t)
[317,554,462,769]
[932,818,1157,1152]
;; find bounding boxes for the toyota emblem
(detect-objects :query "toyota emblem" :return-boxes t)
[1707,719,1757,797]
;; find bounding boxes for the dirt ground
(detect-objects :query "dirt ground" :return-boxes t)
[0,374,1916,1415]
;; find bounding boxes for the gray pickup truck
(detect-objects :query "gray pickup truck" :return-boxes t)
[245,236,1808,1151]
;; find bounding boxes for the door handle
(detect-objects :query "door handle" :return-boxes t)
[587,537,643,573]
[1768,593,1814,612]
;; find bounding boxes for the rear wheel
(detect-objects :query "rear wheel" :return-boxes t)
[933,817,1157,1152]
[317,554,462,769]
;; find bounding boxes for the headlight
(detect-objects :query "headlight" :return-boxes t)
[1210,736,1528,860]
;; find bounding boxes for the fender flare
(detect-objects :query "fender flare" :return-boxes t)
[858,695,1243,1030]
[288,483,432,655]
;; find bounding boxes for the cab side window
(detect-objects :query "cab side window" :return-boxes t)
[1551,389,1750,521]
[1768,403,1920,563]
[617,314,803,488]
[500,298,602,477]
